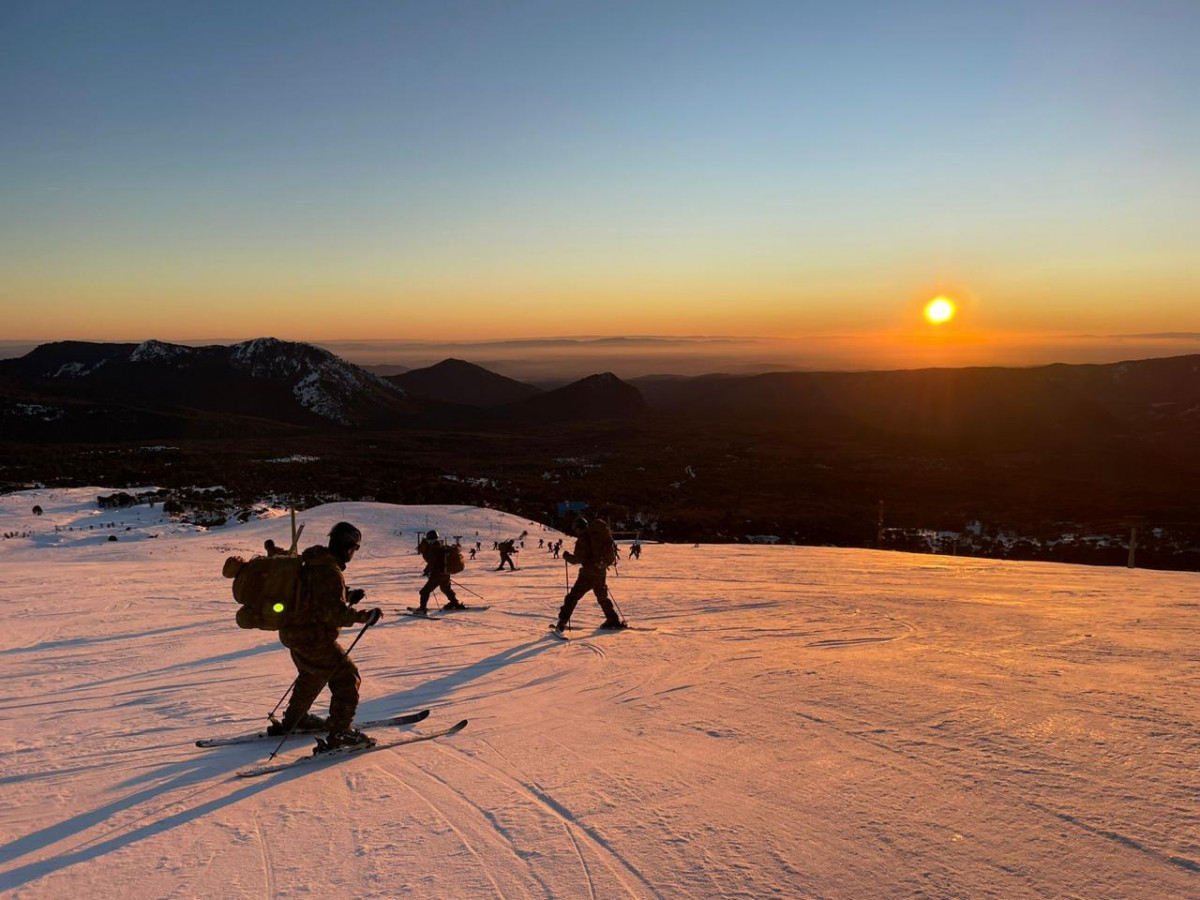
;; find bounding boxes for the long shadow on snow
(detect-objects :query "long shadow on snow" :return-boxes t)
[0,750,285,891]
[0,621,221,656]
[0,638,558,891]
[63,642,278,693]
[368,636,557,717]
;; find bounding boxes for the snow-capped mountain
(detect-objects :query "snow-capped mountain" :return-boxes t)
[0,338,416,435]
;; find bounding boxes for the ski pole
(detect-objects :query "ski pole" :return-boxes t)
[607,585,627,622]
[564,561,569,589]
[449,579,485,601]
[268,676,299,722]
[266,616,378,760]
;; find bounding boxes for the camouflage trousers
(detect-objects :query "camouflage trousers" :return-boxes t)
[418,573,457,607]
[557,566,617,626]
[282,640,360,734]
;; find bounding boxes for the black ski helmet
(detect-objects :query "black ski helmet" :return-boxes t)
[574,517,589,531]
[425,529,439,541]
[328,521,362,552]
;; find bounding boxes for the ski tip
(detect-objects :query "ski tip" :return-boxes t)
[448,719,469,734]
[413,709,431,722]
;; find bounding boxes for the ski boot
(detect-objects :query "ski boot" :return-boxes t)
[314,728,375,753]
[599,617,629,630]
[268,712,328,736]
[444,600,468,611]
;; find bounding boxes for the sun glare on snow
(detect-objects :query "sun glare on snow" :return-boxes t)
[924,296,956,324]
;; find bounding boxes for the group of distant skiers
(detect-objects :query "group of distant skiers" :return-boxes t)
[235,516,638,754]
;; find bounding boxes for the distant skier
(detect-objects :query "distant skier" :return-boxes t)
[273,521,382,751]
[552,539,562,559]
[554,518,625,633]
[630,542,642,560]
[496,539,518,571]
[415,530,464,612]
[468,546,477,560]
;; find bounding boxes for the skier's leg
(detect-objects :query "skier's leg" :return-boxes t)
[281,645,329,727]
[441,574,463,608]
[324,643,361,734]
[557,570,594,627]
[594,573,620,622]
[417,575,438,610]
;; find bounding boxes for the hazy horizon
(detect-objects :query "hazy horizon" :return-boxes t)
[4,331,1200,381]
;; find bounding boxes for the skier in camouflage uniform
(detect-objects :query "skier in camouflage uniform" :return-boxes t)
[554,518,626,633]
[496,539,518,571]
[415,530,464,613]
[275,521,382,751]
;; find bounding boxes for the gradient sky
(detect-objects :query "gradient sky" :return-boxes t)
[1,0,1197,369]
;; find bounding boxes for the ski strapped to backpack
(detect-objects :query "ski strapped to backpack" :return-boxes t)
[222,552,307,631]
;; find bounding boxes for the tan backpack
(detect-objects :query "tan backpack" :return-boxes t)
[587,519,618,568]
[222,554,306,630]
[444,544,465,574]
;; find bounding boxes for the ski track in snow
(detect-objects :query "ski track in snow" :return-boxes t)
[0,489,1198,898]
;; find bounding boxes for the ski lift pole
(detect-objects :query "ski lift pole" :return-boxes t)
[266,617,377,760]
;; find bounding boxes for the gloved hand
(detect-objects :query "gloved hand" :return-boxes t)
[346,588,366,606]
[358,607,383,626]
[563,552,576,564]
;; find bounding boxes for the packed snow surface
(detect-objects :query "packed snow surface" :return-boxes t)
[1,489,1197,899]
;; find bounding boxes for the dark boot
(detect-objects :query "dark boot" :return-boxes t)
[268,711,327,736]
[314,727,374,753]
[599,617,628,630]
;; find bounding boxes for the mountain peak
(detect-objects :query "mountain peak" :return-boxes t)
[390,358,541,408]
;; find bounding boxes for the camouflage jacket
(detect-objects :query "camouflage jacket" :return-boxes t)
[278,545,368,648]
[419,539,446,576]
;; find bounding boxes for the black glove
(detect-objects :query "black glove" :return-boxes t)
[346,588,366,606]
[359,607,383,627]
[563,552,576,564]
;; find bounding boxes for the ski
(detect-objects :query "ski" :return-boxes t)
[404,605,489,618]
[196,709,430,748]
[236,719,469,778]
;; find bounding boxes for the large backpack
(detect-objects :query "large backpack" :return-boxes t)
[587,519,618,568]
[222,554,306,631]
[444,544,465,574]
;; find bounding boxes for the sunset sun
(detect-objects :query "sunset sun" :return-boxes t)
[924,296,956,324]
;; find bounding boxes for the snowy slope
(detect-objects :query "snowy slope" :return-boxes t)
[1,489,1197,899]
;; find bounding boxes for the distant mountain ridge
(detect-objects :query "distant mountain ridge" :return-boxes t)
[630,355,1200,448]
[5,340,1198,450]
[387,358,542,408]
[500,372,648,423]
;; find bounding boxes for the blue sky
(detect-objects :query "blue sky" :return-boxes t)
[1,0,1197,366]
